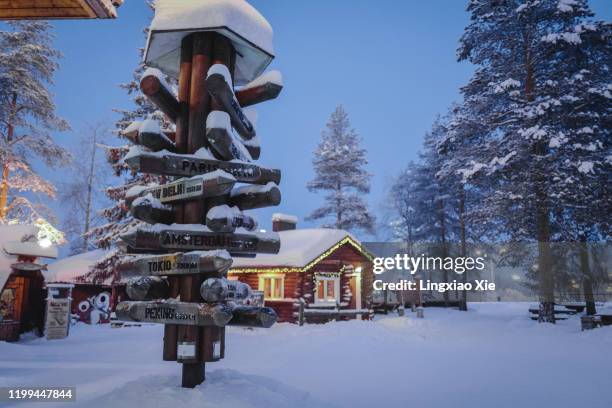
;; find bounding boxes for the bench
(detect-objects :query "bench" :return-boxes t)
[581,312,612,331]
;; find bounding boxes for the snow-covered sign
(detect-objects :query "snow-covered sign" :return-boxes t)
[120,225,280,254]
[117,250,233,278]
[124,149,281,185]
[145,0,274,84]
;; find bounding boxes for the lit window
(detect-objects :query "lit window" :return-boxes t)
[315,277,339,304]
[259,275,284,300]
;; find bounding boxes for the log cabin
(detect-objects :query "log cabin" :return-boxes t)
[229,214,375,323]
[0,224,58,341]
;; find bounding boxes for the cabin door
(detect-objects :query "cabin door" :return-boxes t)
[348,272,362,309]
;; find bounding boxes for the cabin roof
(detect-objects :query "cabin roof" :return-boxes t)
[46,249,111,284]
[231,228,373,273]
[0,0,119,20]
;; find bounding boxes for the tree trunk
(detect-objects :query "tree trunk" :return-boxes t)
[459,187,468,311]
[579,237,596,315]
[82,126,98,249]
[0,93,17,221]
[438,197,449,306]
[524,34,555,323]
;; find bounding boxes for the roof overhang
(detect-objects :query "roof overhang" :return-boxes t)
[230,236,374,274]
[0,0,120,20]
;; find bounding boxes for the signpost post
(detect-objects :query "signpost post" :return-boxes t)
[115,0,284,388]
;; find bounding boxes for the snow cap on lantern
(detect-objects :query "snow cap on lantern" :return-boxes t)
[145,0,274,85]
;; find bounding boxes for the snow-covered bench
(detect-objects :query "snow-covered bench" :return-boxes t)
[528,304,577,320]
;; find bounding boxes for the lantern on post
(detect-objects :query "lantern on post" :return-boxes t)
[115,0,284,388]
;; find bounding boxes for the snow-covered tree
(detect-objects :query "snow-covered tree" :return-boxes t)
[60,123,111,255]
[86,4,172,283]
[0,21,70,224]
[306,105,375,234]
[456,0,610,322]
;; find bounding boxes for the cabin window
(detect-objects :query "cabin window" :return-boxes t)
[259,275,284,300]
[315,277,339,304]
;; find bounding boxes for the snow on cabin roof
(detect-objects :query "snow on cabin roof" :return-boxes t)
[230,228,371,272]
[0,224,57,291]
[145,0,274,85]
[272,213,298,224]
[46,249,111,285]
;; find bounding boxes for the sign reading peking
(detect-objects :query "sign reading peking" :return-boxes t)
[116,300,233,327]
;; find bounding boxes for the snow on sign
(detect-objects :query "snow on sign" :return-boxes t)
[118,251,233,277]
[117,0,283,388]
[145,0,274,85]
[125,149,281,184]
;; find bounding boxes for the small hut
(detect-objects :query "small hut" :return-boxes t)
[0,224,58,341]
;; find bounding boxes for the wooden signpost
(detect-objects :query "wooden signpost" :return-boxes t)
[115,9,284,387]
[125,151,281,184]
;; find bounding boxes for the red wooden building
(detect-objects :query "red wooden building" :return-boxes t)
[229,215,374,323]
[0,224,58,341]
[46,249,113,324]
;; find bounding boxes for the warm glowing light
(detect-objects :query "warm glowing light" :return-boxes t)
[38,238,52,248]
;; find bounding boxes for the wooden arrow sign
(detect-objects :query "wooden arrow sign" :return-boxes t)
[236,71,283,108]
[126,171,236,206]
[206,65,256,140]
[206,111,253,162]
[130,198,175,225]
[140,69,180,123]
[125,151,281,185]
[118,251,232,277]
[228,306,277,328]
[126,276,170,301]
[116,300,233,327]
[122,120,177,152]
[206,205,257,233]
[229,182,281,210]
[121,227,280,254]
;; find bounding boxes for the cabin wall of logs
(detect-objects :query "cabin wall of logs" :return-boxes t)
[230,242,374,324]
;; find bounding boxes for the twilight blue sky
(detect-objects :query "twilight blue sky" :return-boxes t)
[44,0,611,242]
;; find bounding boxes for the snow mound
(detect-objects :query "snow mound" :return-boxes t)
[87,369,335,408]
[145,0,274,85]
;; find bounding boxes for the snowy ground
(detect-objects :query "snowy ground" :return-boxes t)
[1,303,611,408]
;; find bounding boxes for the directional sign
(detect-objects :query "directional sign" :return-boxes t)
[228,306,277,328]
[206,205,257,232]
[121,227,280,254]
[236,74,283,108]
[125,151,281,185]
[126,172,236,206]
[206,112,252,162]
[118,251,232,277]
[116,300,233,327]
[130,198,176,225]
[229,182,281,210]
[206,67,256,140]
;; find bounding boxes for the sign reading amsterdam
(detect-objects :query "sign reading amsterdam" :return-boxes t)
[125,151,281,185]
[121,227,280,254]
[118,251,232,277]
[116,300,233,327]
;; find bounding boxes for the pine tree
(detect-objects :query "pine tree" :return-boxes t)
[0,21,70,224]
[306,105,375,234]
[456,0,610,322]
[85,4,172,283]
